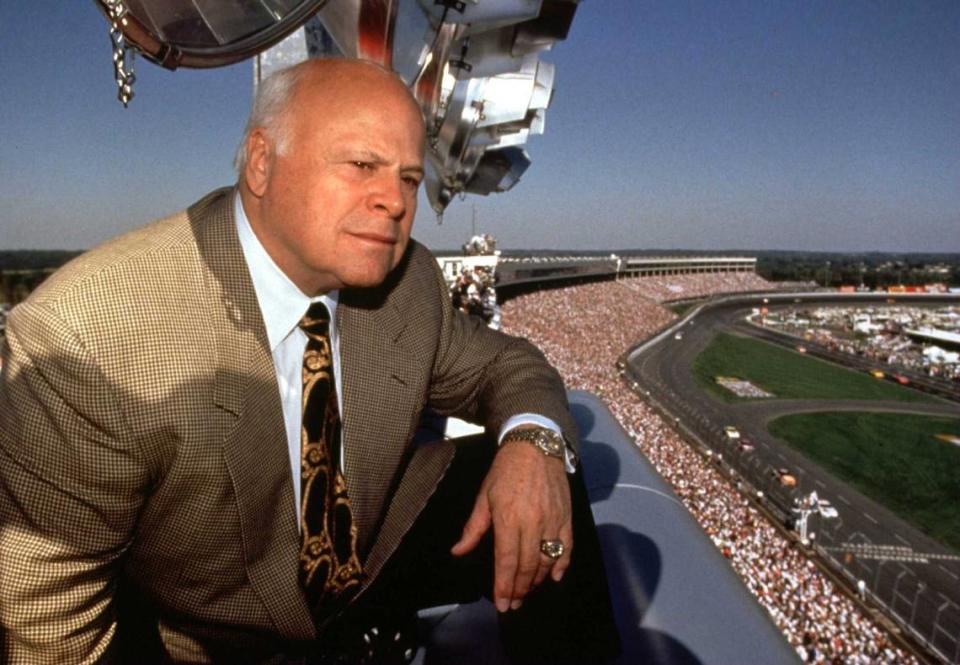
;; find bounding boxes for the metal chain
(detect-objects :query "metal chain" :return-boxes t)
[103,0,136,107]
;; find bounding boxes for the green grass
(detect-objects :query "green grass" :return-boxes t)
[667,301,699,316]
[692,332,936,404]
[769,412,960,552]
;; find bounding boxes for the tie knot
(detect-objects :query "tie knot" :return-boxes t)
[299,301,332,335]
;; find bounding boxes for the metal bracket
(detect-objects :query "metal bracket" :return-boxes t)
[434,0,466,13]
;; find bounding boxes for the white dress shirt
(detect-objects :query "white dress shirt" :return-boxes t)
[234,195,569,521]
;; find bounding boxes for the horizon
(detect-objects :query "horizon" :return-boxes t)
[4,247,960,260]
[1,2,958,253]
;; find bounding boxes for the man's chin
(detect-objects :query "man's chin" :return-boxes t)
[338,263,396,289]
[333,245,407,289]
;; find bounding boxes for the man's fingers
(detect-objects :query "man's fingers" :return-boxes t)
[533,556,551,587]
[550,523,574,582]
[509,527,541,608]
[450,493,491,557]
[476,439,576,611]
[493,519,520,613]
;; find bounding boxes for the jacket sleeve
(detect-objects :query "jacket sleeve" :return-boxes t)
[421,252,579,452]
[0,301,148,664]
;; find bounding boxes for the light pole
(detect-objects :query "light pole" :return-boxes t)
[910,582,925,625]
[891,569,907,606]
[932,597,951,642]
[874,558,885,590]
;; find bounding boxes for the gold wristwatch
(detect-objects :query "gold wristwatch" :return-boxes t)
[504,427,567,461]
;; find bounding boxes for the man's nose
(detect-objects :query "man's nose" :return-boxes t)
[367,173,406,219]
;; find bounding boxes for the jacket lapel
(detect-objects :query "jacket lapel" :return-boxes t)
[338,268,457,587]
[337,292,411,556]
[191,189,315,639]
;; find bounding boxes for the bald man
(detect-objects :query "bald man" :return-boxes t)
[0,59,617,664]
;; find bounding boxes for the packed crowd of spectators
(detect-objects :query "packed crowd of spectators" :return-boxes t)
[500,272,916,664]
[450,266,498,323]
[617,271,772,302]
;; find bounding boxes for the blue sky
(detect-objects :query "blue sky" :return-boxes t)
[1,1,958,252]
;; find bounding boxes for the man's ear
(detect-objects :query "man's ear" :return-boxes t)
[243,129,271,197]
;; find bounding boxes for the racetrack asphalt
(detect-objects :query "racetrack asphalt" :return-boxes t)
[627,292,960,661]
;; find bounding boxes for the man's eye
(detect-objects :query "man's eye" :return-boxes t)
[352,161,373,170]
[402,176,421,188]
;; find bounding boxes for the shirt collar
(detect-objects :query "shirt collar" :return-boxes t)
[234,193,338,351]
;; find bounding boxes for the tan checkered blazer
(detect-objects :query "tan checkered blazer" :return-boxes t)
[0,188,575,664]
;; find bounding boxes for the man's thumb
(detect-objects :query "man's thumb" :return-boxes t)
[450,495,491,556]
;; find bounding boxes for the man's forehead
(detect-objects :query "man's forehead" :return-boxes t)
[294,87,424,144]
[292,78,421,132]
[324,132,425,171]
[295,60,417,110]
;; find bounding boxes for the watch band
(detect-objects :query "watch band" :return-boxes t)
[503,427,566,460]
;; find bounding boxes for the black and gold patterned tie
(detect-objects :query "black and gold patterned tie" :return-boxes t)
[298,302,363,619]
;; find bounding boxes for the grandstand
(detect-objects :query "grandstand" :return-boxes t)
[501,272,932,664]
[437,253,761,293]
[621,256,757,277]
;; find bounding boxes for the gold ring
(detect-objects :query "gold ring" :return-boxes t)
[540,539,564,560]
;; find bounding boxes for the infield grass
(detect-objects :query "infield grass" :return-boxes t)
[668,301,699,317]
[769,412,960,552]
[692,332,936,404]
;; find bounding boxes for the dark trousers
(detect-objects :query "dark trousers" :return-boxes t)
[348,434,621,664]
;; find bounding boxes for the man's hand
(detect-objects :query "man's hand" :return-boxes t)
[450,435,572,612]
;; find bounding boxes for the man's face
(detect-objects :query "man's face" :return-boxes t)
[246,65,426,295]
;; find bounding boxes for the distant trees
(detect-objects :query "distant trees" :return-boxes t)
[0,251,81,305]
[0,271,54,306]
[0,250,81,271]
[755,252,959,288]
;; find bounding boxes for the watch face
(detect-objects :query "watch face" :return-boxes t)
[536,431,564,457]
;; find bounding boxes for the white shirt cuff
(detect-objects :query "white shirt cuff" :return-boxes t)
[498,414,577,473]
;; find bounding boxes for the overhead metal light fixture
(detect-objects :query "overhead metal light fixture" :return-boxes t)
[93,0,581,214]
[94,0,330,70]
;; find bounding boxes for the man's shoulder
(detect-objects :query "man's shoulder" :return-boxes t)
[26,188,232,312]
[386,240,447,303]
[404,240,440,275]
